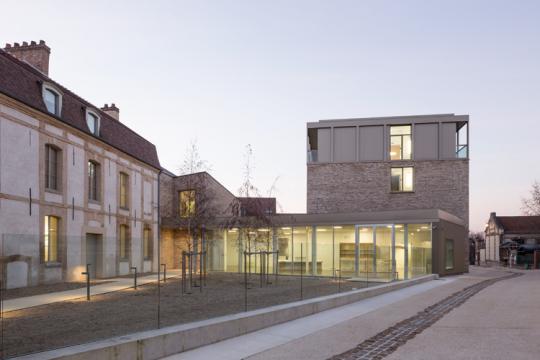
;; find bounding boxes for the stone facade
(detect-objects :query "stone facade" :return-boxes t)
[307,159,469,226]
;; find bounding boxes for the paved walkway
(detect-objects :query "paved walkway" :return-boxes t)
[162,267,515,360]
[3,270,181,312]
[386,269,540,360]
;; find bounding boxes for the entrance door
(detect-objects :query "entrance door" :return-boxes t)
[86,234,100,279]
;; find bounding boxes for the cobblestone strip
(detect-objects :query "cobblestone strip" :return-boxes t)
[329,272,521,360]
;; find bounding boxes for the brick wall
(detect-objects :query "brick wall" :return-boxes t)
[307,160,469,226]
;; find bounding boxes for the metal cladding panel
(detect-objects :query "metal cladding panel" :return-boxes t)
[318,128,331,162]
[441,122,457,159]
[333,127,356,162]
[359,126,384,161]
[414,123,438,160]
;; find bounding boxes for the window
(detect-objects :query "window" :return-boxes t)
[445,239,454,270]
[456,122,468,158]
[119,172,129,208]
[390,125,412,160]
[44,216,59,262]
[43,86,61,115]
[119,224,129,260]
[179,190,196,218]
[143,227,152,259]
[391,167,414,192]
[88,161,100,201]
[86,110,100,136]
[45,145,60,190]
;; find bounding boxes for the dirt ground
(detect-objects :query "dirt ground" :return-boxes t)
[1,273,369,358]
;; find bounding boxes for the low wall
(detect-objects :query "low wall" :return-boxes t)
[16,274,437,360]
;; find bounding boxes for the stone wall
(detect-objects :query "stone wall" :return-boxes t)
[307,160,469,226]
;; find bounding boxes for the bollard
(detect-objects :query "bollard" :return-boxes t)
[244,251,248,312]
[300,244,303,300]
[81,264,91,300]
[130,266,137,289]
[161,263,167,282]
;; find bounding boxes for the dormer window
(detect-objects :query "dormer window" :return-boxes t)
[86,110,100,136]
[42,85,61,116]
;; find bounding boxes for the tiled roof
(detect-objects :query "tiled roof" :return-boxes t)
[0,49,160,169]
[497,216,540,234]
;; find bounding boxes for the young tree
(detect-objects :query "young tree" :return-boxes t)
[225,144,275,273]
[522,181,540,216]
[177,140,217,278]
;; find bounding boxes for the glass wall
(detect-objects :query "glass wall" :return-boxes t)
[408,224,432,278]
[209,222,432,281]
[335,225,355,277]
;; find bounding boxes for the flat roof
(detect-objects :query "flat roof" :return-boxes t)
[307,113,469,128]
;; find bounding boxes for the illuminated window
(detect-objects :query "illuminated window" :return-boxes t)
[179,190,196,218]
[445,239,454,270]
[390,125,412,160]
[391,167,414,192]
[119,224,129,260]
[44,216,59,262]
[88,161,100,201]
[45,144,60,190]
[143,227,152,259]
[119,172,129,208]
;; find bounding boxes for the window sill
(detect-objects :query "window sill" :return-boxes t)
[119,259,129,263]
[88,199,101,205]
[45,188,62,195]
[44,262,62,268]
[390,191,415,194]
[119,206,130,211]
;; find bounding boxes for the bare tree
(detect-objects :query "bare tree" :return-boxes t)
[177,140,217,276]
[522,181,540,216]
[225,144,275,271]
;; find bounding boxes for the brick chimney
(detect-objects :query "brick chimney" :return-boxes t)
[3,40,51,75]
[101,103,120,121]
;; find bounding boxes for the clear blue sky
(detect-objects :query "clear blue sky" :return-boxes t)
[3,0,540,231]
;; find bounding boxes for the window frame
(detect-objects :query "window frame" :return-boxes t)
[119,224,130,261]
[179,190,196,218]
[85,109,101,136]
[45,144,61,191]
[445,238,454,270]
[119,172,129,209]
[43,215,60,263]
[389,125,412,160]
[390,166,414,193]
[88,160,100,202]
[143,226,152,260]
[42,84,62,116]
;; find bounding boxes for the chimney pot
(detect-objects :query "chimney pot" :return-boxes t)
[3,40,51,75]
[101,103,120,121]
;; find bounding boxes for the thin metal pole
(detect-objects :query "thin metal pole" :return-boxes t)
[131,267,137,289]
[300,244,303,300]
[199,251,203,293]
[244,251,248,312]
[81,264,90,301]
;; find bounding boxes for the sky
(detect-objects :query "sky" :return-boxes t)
[2,0,540,232]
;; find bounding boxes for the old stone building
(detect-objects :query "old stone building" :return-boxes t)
[0,41,160,287]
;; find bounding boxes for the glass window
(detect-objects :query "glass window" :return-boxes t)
[408,224,432,277]
[292,227,311,275]
[375,226,393,281]
[88,161,100,201]
[358,226,373,277]
[335,225,356,277]
[45,145,60,190]
[390,125,412,160]
[119,224,129,260]
[44,216,59,262]
[315,226,334,276]
[391,167,413,192]
[43,88,60,115]
[445,239,454,270]
[277,227,293,275]
[143,227,152,259]
[395,224,405,280]
[119,172,129,208]
[86,112,100,135]
[456,123,468,158]
[179,190,196,218]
